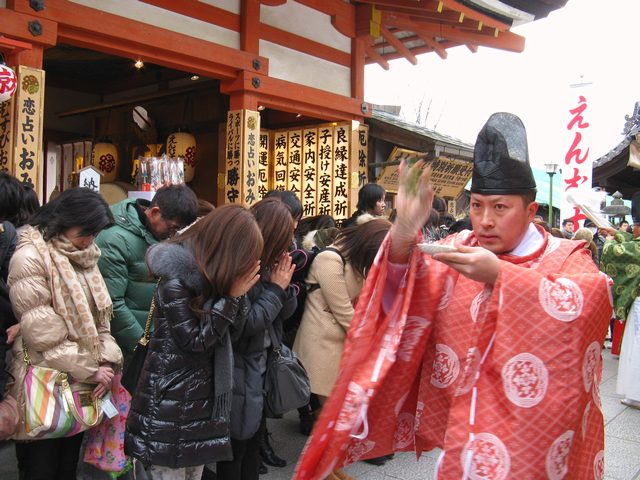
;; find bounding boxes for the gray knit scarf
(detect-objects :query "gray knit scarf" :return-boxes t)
[203,298,234,419]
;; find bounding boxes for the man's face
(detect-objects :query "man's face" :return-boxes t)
[470,193,537,254]
[632,223,640,238]
[564,221,574,233]
[145,206,183,240]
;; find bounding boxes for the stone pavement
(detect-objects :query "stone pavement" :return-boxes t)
[0,350,638,479]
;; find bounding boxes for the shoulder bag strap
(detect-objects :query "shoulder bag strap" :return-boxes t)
[138,278,161,347]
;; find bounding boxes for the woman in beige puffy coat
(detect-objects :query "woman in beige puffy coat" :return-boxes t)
[294,216,391,400]
[7,188,123,480]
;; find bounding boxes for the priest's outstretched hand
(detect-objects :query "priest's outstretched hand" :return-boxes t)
[432,244,501,285]
[390,158,434,263]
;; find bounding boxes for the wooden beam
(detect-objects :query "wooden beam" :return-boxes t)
[10,0,269,77]
[259,0,287,5]
[295,0,356,38]
[414,32,448,59]
[466,44,478,53]
[383,13,524,52]
[364,44,389,70]
[351,37,365,100]
[261,24,350,67]
[221,70,365,121]
[0,9,57,47]
[141,0,239,31]
[380,26,417,65]
[241,0,260,53]
[0,35,32,52]
[365,42,458,64]
[143,0,350,67]
[439,0,512,30]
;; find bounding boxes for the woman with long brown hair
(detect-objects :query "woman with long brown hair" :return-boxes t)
[125,204,263,480]
[217,197,297,480]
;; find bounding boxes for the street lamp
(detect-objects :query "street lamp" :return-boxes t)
[545,163,560,227]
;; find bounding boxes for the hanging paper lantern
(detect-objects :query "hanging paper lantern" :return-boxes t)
[0,64,18,103]
[166,130,197,182]
[92,140,119,183]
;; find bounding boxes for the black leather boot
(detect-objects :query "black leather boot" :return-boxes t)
[259,461,268,475]
[298,402,316,436]
[259,429,287,468]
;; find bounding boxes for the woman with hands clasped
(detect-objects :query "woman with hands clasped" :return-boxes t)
[6,188,123,480]
[125,204,263,480]
[217,197,297,480]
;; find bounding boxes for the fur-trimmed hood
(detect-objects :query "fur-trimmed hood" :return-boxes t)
[146,242,204,292]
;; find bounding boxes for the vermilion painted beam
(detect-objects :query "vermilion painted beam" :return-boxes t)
[260,24,350,67]
[221,71,366,121]
[0,35,32,52]
[10,0,269,76]
[141,0,350,67]
[364,44,389,70]
[440,0,512,30]
[414,32,448,59]
[365,42,459,64]
[58,25,250,81]
[241,0,260,54]
[0,9,57,47]
[141,0,239,31]
[295,0,356,38]
[380,26,417,65]
[259,0,287,5]
[383,13,524,52]
[351,37,365,100]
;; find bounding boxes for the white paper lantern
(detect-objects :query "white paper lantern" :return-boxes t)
[92,141,119,183]
[0,64,18,103]
[166,131,197,182]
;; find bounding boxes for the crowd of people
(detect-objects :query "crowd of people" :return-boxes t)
[0,111,637,480]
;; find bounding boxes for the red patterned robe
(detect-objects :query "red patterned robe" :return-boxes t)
[295,228,613,480]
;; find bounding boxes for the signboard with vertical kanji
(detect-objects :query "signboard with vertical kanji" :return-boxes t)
[258,130,270,199]
[317,127,334,216]
[332,124,349,220]
[302,129,318,217]
[12,66,45,193]
[273,131,288,192]
[287,130,302,196]
[243,110,260,206]
[349,122,368,216]
[225,110,243,204]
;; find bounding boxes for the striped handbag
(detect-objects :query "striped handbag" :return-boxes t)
[22,344,103,439]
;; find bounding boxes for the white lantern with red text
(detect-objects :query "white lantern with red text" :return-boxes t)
[166,130,197,182]
[0,64,17,103]
[92,140,119,183]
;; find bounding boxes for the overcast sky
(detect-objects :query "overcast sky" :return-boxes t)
[364,0,639,170]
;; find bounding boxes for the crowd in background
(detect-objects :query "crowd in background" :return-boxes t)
[0,170,636,480]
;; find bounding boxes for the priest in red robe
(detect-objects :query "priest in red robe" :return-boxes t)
[295,112,613,480]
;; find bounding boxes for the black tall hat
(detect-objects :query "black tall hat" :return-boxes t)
[470,112,537,194]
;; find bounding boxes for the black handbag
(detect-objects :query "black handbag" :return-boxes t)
[264,323,311,418]
[121,285,157,394]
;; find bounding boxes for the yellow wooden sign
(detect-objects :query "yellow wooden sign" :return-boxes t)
[258,130,270,198]
[12,66,45,194]
[242,110,260,206]
[317,126,334,216]
[225,110,244,204]
[302,129,318,216]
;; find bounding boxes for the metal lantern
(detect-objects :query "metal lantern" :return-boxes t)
[92,140,119,183]
[0,63,18,103]
[166,130,197,182]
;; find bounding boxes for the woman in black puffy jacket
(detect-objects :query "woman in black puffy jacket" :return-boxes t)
[125,205,263,480]
[217,197,297,480]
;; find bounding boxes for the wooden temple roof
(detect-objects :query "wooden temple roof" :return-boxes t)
[593,102,640,199]
[352,0,569,68]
